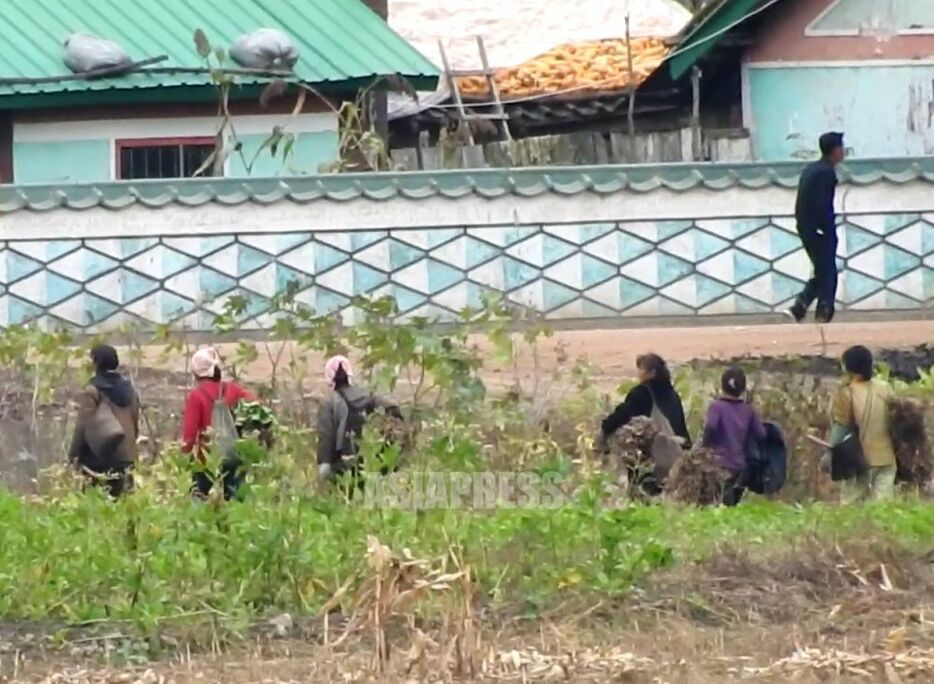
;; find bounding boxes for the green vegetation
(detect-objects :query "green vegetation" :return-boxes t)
[0,292,929,643]
[2,481,933,626]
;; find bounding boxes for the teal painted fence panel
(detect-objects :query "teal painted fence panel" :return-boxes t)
[13,140,111,184]
[748,65,934,160]
[0,213,929,330]
[228,131,339,177]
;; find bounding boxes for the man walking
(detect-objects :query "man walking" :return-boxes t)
[786,132,845,324]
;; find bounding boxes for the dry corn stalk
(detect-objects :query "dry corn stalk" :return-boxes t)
[483,647,655,681]
[326,536,469,671]
[741,647,934,679]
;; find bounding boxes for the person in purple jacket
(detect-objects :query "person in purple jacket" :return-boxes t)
[703,367,766,506]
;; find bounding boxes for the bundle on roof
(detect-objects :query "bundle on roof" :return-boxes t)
[230,28,299,71]
[889,398,931,486]
[63,33,132,74]
[665,447,726,506]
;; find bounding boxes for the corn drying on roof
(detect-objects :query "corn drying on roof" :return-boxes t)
[456,37,670,100]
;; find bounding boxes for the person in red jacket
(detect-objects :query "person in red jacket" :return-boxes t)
[182,347,255,499]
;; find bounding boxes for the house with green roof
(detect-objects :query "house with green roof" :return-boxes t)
[0,0,438,184]
[668,0,934,160]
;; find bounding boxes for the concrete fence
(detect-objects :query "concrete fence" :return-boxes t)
[0,158,931,332]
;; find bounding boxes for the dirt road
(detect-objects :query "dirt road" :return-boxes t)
[179,319,931,388]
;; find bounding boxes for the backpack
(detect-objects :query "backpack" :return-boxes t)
[335,389,404,476]
[200,383,239,461]
[85,388,125,465]
[745,421,787,495]
[336,388,374,458]
[646,387,685,483]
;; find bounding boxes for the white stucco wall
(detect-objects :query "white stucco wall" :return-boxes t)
[12,112,340,184]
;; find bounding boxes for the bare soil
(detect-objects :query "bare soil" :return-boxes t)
[145,319,934,391]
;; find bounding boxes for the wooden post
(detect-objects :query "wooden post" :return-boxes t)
[416,130,429,170]
[691,65,703,161]
[625,13,637,158]
[0,111,12,184]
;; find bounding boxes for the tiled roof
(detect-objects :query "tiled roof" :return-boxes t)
[0,0,439,103]
[3,158,933,213]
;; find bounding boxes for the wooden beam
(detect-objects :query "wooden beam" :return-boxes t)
[0,111,12,183]
[691,66,703,161]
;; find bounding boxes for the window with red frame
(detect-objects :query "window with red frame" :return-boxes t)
[116,137,219,180]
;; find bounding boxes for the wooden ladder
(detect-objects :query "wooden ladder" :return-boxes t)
[437,36,512,144]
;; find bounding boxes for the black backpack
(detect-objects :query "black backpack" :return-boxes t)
[745,421,787,495]
[336,388,376,458]
[336,389,402,476]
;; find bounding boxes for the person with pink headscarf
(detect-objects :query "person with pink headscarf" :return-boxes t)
[317,355,401,486]
[182,347,256,499]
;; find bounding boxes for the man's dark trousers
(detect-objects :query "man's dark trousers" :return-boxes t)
[794,229,838,316]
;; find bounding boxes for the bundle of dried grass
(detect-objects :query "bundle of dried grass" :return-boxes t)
[602,416,660,496]
[370,412,418,452]
[665,447,727,505]
[889,398,931,486]
[605,416,657,470]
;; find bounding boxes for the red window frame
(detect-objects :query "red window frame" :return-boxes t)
[115,136,218,180]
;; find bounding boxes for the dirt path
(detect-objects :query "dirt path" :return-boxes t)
[488,319,933,379]
[151,319,931,387]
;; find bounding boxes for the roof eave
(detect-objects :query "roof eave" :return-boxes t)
[667,0,765,80]
[0,75,440,111]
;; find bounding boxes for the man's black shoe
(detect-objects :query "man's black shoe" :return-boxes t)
[783,302,806,323]
[815,303,835,324]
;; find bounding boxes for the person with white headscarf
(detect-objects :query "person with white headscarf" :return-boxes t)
[182,347,256,499]
[316,355,401,486]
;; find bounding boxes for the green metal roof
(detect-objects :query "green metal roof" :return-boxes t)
[0,0,439,107]
[668,0,770,80]
[3,157,932,213]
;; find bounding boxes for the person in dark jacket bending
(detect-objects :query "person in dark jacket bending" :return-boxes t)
[600,354,691,494]
[601,353,691,448]
[786,131,845,324]
[69,345,140,498]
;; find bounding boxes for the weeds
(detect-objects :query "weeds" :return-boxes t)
[0,289,928,672]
